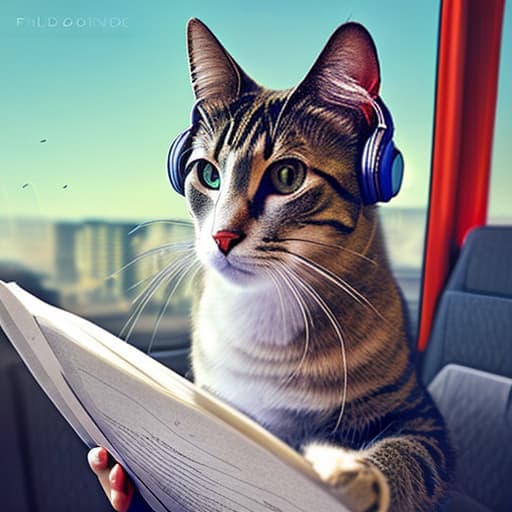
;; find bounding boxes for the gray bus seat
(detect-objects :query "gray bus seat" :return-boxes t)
[429,365,512,512]
[423,227,512,384]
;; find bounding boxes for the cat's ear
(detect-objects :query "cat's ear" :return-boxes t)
[187,18,259,101]
[296,22,380,107]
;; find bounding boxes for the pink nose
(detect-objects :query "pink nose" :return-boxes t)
[213,230,244,255]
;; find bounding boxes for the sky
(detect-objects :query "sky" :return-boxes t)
[0,0,510,221]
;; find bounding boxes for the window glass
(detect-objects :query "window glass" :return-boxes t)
[488,1,512,224]
[0,1,440,350]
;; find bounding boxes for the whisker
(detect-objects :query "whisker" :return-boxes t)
[286,265,348,432]
[128,273,159,293]
[126,249,199,294]
[278,237,377,266]
[120,249,195,342]
[271,265,313,385]
[289,253,364,306]
[107,241,194,280]
[124,261,190,344]
[147,258,201,355]
[129,251,193,306]
[120,266,174,342]
[121,275,172,342]
[261,266,288,341]
[128,219,193,236]
[287,251,387,324]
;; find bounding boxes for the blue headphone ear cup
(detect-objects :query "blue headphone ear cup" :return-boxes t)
[390,149,404,196]
[378,144,404,202]
[167,127,193,196]
[360,133,380,204]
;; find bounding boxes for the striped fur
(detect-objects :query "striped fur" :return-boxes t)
[183,19,454,512]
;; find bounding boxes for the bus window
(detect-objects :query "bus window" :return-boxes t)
[0,0,440,351]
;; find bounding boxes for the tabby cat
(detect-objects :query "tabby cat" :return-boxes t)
[179,19,454,512]
[97,18,455,512]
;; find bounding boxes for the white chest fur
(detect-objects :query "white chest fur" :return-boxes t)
[192,271,306,418]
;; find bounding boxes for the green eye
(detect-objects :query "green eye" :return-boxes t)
[197,160,220,190]
[269,159,306,194]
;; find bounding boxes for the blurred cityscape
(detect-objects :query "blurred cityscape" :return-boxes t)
[0,208,427,348]
[0,218,193,305]
[0,217,195,351]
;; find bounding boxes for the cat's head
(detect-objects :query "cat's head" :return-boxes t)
[181,19,382,288]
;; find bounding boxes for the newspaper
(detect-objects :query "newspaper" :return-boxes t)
[0,281,353,512]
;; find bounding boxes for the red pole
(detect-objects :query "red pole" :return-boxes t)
[417,0,504,352]
[454,0,504,246]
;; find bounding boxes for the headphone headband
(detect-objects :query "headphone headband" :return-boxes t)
[370,97,387,129]
[167,97,404,204]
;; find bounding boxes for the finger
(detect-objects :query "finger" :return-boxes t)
[110,464,134,512]
[88,447,109,473]
[88,448,115,502]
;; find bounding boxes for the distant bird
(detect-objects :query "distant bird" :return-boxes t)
[62,185,68,189]
[40,139,47,143]
[22,183,29,189]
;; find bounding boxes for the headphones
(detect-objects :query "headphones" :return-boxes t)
[167,103,201,196]
[359,97,404,204]
[167,97,403,204]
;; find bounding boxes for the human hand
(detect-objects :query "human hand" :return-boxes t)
[88,447,134,512]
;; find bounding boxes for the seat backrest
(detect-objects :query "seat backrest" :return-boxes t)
[422,226,512,384]
[446,227,512,298]
[429,365,512,512]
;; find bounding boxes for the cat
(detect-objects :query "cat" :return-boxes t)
[180,19,454,512]
[94,18,455,512]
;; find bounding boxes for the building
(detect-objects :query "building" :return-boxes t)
[75,221,135,304]
[55,222,79,285]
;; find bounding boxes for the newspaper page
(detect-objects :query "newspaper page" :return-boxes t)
[0,282,353,512]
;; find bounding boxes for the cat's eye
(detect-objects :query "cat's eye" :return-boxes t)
[268,159,306,194]
[196,160,221,190]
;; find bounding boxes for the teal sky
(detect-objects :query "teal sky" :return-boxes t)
[0,0,510,221]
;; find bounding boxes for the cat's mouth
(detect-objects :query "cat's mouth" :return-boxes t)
[220,260,254,276]
[206,250,260,285]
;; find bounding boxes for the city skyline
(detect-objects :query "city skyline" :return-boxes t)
[0,206,429,271]
[0,209,428,333]
[0,216,194,312]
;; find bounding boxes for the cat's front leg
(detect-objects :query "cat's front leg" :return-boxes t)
[304,443,390,512]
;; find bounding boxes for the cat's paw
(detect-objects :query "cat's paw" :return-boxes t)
[304,443,390,512]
